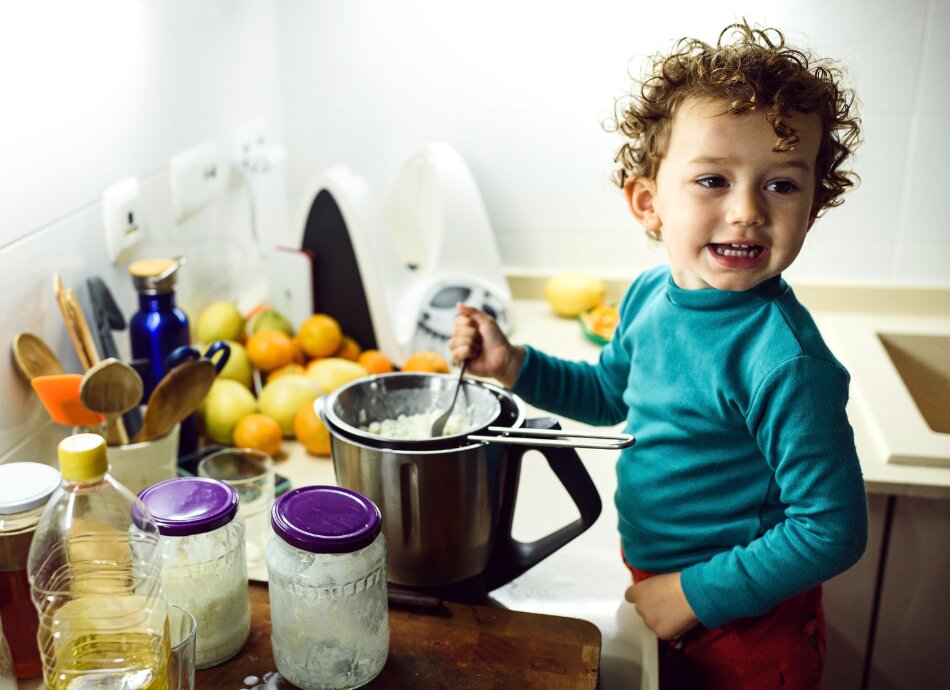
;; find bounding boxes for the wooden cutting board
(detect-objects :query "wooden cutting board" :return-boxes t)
[198,582,601,689]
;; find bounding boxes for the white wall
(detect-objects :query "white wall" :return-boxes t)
[2,0,949,460]
[275,0,950,286]
[0,0,286,461]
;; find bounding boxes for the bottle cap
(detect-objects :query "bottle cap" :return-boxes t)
[129,257,180,294]
[137,477,239,536]
[0,462,60,514]
[271,485,381,554]
[57,433,108,483]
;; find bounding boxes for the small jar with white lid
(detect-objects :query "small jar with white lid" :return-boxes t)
[267,485,389,690]
[137,476,250,668]
[0,462,60,679]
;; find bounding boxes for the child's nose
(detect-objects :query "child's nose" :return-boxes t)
[726,188,766,226]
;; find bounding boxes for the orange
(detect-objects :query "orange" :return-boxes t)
[357,349,394,374]
[246,330,295,373]
[266,362,307,383]
[298,314,342,358]
[402,351,450,373]
[289,335,307,364]
[233,413,283,457]
[294,402,332,456]
[334,335,362,361]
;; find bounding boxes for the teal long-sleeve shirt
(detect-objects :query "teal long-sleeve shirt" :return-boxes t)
[513,266,868,628]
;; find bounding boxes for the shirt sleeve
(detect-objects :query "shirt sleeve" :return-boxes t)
[511,282,644,427]
[680,356,869,628]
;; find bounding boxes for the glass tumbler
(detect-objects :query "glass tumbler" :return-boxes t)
[198,448,275,569]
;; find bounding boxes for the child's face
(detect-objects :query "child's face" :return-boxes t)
[626,97,823,291]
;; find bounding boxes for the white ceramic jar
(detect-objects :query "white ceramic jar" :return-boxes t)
[138,476,250,668]
[266,485,389,690]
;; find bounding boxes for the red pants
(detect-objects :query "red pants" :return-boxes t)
[626,562,825,690]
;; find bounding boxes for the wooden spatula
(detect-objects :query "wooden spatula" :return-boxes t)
[80,358,143,446]
[136,359,216,443]
[12,332,66,380]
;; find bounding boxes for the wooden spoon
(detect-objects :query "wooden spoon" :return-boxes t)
[80,358,143,446]
[12,332,66,380]
[137,359,216,443]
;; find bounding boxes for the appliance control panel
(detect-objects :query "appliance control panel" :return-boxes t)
[412,281,510,363]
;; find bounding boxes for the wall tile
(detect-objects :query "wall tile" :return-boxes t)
[901,115,950,243]
[891,239,950,285]
[785,233,895,283]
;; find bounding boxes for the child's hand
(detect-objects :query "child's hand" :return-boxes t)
[625,572,699,640]
[449,303,524,388]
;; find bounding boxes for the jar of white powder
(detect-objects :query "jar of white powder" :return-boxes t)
[137,476,251,668]
[266,485,389,690]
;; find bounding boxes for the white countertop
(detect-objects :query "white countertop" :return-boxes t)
[817,312,950,498]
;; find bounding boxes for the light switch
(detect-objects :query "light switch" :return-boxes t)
[102,177,145,264]
[170,140,220,223]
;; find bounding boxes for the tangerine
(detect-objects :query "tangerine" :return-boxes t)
[266,362,307,383]
[289,335,307,364]
[294,402,331,456]
[334,335,362,361]
[246,330,295,373]
[402,351,450,373]
[298,314,342,358]
[232,413,283,457]
[357,349,394,374]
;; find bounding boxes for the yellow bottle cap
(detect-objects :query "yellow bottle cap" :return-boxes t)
[58,433,108,482]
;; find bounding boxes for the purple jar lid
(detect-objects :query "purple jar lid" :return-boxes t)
[138,477,239,537]
[271,485,381,554]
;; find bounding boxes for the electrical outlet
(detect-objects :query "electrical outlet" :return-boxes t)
[232,120,268,168]
[170,140,220,223]
[102,177,145,264]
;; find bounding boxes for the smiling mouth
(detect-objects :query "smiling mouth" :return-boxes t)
[711,243,764,258]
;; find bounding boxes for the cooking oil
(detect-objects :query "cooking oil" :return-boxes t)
[27,434,171,690]
[45,631,170,690]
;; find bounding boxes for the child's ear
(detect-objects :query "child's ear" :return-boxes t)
[625,177,662,234]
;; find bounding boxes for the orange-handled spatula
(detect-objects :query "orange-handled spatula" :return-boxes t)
[31,374,106,427]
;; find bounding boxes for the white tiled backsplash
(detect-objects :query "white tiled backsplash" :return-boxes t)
[3,0,950,463]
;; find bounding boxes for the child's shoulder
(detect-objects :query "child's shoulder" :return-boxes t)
[620,264,670,306]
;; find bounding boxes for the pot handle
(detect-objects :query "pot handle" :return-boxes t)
[483,417,603,593]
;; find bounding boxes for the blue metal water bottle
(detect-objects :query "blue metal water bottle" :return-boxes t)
[128,258,196,456]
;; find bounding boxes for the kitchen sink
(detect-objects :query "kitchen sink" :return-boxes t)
[820,315,950,469]
[878,333,950,435]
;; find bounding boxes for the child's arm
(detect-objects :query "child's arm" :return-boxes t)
[449,303,525,388]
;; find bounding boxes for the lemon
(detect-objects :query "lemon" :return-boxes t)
[258,375,323,437]
[306,358,369,393]
[196,301,245,343]
[201,379,258,445]
[544,272,607,318]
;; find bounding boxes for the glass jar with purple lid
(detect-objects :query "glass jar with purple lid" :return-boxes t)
[137,476,250,668]
[266,485,389,690]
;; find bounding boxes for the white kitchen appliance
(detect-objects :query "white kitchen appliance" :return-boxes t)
[297,143,510,365]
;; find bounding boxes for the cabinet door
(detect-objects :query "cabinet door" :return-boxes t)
[868,495,950,690]
[822,493,887,690]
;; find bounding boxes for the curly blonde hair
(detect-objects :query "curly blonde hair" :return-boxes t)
[611,22,861,232]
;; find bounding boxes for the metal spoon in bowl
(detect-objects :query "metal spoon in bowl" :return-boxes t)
[430,359,467,437]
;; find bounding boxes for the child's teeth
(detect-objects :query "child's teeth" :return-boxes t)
[715,244,760,257]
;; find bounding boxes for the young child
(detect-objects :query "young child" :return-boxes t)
[449,22,868,689]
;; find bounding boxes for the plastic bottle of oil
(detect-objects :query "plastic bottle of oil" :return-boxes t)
[26,434,169,690]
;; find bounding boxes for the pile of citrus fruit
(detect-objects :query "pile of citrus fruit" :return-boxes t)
[192,301,451,458]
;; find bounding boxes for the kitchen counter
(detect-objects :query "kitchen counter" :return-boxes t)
[261,297,659,690]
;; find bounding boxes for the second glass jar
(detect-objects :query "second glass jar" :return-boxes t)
[267,485,389,690]
[138,476,251,668]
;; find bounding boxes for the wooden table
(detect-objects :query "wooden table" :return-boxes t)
[198,583,601,689]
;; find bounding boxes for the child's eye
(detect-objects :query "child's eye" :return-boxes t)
[766,180,799,194]
[696,176,727,189]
